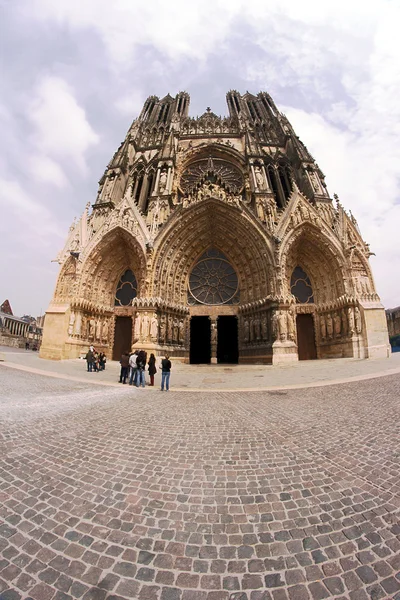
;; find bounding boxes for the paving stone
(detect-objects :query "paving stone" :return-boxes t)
[1,367,400,599]
[308,582,330,600]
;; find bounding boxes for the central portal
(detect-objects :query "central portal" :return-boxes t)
[217,316,238,363]
[190,316,211,364]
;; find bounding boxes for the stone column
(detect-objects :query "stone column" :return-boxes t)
[261,164,271,192]
[210,317,218,364]
[154,167,161,194]
[166,166,172,194]
[250,163,257,190]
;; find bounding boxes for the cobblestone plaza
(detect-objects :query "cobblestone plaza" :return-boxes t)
[0,356,399,599]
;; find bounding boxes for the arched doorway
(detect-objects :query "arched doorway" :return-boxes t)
[188,249,239,364]
[296,314,317,360]
[291,266,317,360]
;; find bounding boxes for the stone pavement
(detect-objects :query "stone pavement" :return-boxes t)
[0,365,399,600]
[1,347,400,391]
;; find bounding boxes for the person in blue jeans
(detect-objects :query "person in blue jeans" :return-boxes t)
[160,354,171,391]
[136,350,147,388]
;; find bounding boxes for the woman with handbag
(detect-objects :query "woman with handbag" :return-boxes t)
[148,353,157,386]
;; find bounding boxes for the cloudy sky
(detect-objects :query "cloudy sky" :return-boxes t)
[1,0,399,317]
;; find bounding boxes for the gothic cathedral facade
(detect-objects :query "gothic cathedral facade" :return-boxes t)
[40,91,390,364]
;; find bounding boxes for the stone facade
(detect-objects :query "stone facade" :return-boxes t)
[40,91,390,363]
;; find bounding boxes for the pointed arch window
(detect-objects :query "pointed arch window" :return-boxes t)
[115,269,137,306]
[188,249,239,305]
[291,266,314,304]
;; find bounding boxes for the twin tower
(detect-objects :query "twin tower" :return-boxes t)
[40,91,390,363]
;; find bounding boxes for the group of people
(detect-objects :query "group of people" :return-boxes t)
[120,350,172,390]
[85,346,107,372]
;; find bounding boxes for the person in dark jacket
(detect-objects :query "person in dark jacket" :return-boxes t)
[99,352,106,371]
[119,351,130,384]
[86,349,94,372]
[136,350,146,388]
[148,353,157,386]
[160,354,171,391]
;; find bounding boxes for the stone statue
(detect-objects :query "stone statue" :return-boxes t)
[287,308,296,342]
[272,312,279,340]
[341,310,348,336]
[309,170,321,193]
[167,316,173,343]
[320,315,326,340]
[88,318,95,339]
[326,313,333,339]
[150,314,158,340]
[347,308,355,335]
[75,312,82,336]
[243,319,249,343]
[256,198,266,222]
[81,315,87,339]
[159,169,168,194]
[211,322,217,344]
[68,311,75,336]
[173,318,179,343]
[134,314,141,340]
[261,315,268,341]
[102,319,109,343]
[254,316,261,341]
[355,307,362,334]
[333,312,341,337]
[178,318,185,344]
[249,317,254,342]
[141,313,150,340]
[160,315,167,343]
[254,165,265,190]
[95,319,102,341]
[278,311,287,341]
[299,202,309,221]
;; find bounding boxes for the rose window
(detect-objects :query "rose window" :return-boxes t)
[188,249,239,305]
[180,157,243,195]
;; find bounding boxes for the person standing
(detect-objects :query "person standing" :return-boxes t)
[129,350,138,385]
[86,348,94,372]
[136,350,146,388]
[148,353,157,386]
[93,349,99,372]
[119,351,129,384]
[99,352,106,371]
[160,354,171,391]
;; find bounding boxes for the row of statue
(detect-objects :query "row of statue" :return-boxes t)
[255,197,277,230]
[319,306,362,340]
[68,311,110,344]
[242,311,271,344]
[134,312,187,345]
[182,182,242,209]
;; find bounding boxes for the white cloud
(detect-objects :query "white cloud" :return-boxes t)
[29,76,99,173]
[3,0,400,313]
[29,155,68,188]
[29,0,242,65]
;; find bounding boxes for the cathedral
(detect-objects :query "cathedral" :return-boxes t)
[40,91,390,364]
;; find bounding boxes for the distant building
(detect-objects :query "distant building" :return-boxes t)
[40,91,390,363]
[0,300,43,349]
[386,307,400,337]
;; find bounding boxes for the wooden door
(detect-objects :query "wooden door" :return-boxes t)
[296,314,317,360]
[113,316,132,361]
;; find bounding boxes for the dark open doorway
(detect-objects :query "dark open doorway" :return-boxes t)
[296,314,317,360]
[217,316,238,363]
[190,316,211,364]
[113,316,132,361]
